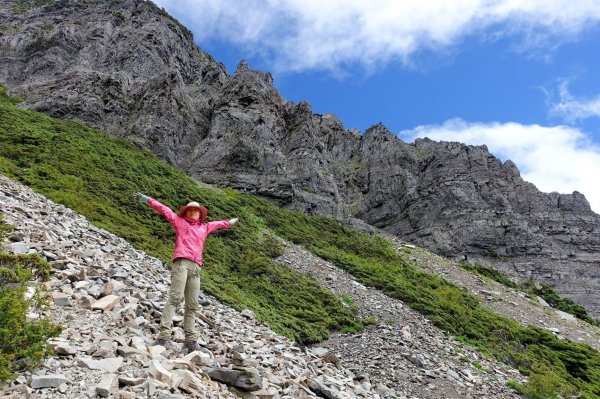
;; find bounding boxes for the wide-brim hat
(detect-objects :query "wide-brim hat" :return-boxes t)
[178,201,207,220]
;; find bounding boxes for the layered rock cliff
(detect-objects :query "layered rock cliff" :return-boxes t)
[1,0,600,318]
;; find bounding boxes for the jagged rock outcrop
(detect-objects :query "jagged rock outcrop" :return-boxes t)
[0,0,228,171]
[1,0,600,318]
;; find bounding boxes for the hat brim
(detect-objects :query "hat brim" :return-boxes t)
[178,205,207,220]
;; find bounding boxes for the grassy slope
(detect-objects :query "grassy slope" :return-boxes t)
[0,86,362,345]
[1,87,600,398]
[459,261,599,326]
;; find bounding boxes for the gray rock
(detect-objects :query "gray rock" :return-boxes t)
[116,345,143,357]
[305,378,337,399]
[149,359,173,385]
[130,337,147,351]
[241,309,256,320]
[54,342,78,356]
[555,310,577,322]
[77,295,94,309]
[77,356,124,372]
[172,369,206,395]
[91,295,121,311]
[118,376,146,386]
[115,391,137,399]
[183,350,213,367]
[447,369,460,381]
[30,374,69,389]
[202,367,262,391]
[311,347,330,357]
[42,250,57,260]
[96,374,118,397]
[7,242,29,254]
[52,292,70,306]
[537,296,550,307]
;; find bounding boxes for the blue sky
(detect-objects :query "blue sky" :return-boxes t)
[154,0,600,212]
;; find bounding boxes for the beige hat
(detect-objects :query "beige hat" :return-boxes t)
[178,201,207,220]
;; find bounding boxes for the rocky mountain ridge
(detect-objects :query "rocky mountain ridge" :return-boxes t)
[1,0,600,319]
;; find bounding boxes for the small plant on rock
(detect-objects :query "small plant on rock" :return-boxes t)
[0,215,62,386]
[341,294,353,305]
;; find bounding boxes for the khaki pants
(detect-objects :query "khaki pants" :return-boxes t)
[158,258,200,341]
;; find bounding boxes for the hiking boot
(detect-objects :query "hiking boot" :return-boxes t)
[183,341,202,352]
[153,338,173,348]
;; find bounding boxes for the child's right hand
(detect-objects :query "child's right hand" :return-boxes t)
[134,192,149,203]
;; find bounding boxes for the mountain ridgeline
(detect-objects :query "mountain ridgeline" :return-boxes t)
[1,0,600,318]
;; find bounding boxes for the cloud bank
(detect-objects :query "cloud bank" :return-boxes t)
[153,0,600,73]
[400,119,600,213]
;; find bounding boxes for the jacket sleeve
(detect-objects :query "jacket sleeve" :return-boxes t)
[206,220,231,234]
[148,198,178,227]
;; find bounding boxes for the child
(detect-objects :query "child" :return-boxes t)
[134,192,237,352]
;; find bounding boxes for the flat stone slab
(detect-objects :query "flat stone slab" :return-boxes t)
[30,374,69,389]
[77,357,124,373]
[149,359,172,385]
[7,242,29,254]
[118,376,146,386]
[96,374,118,397]
[52,292,70,306]
[91,295,121,311]
[202,367,262,391]
[183,350,213,367]
[555,310,577,322]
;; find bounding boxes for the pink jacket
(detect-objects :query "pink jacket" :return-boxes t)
[148,198,231,265]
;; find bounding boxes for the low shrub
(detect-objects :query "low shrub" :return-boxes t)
[0,215,61,387]
[524,281,598,326]
[458,261,519,289]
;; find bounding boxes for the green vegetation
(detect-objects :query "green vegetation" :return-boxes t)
[1,85,600,397]
[39,23,53,35]
[524,281,599,327]
[341,294,353,305]
[0,214,62,386]
[411,146,430,160]
[362,315,378,325]
[0,85,361,345]
[458,261,519,289]
[11,0,54,14]
[112,11,125,22]
[0,24,22,35]
[460,261,599,326]
[472,360,484,371]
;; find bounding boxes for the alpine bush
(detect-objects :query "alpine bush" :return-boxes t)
[0,214,61,387]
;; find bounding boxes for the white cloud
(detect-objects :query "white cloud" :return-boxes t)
[399,119,600,213]
[152,0,600,73]
[549,80,600,122]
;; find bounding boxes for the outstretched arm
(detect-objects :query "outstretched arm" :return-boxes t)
[206,218,238,234]
[134,192,178,225]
